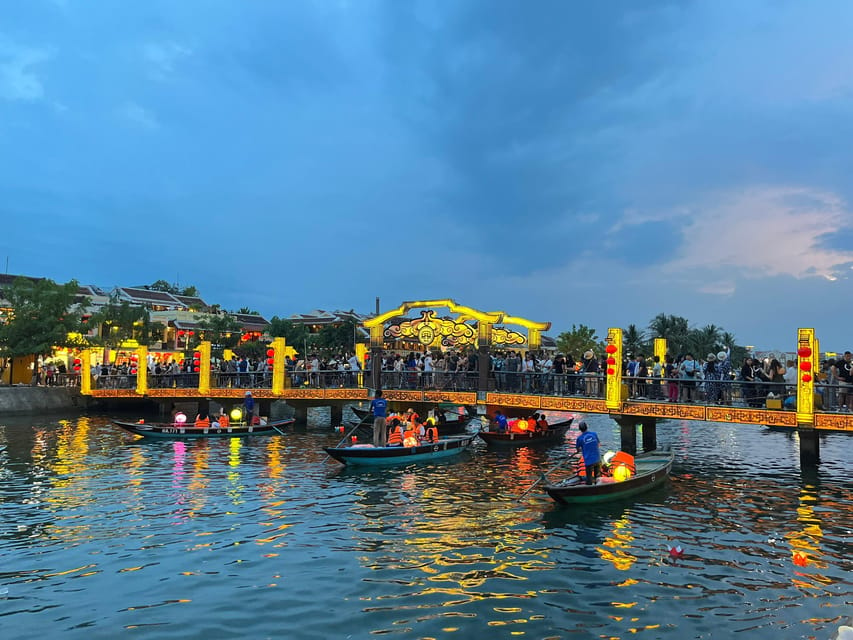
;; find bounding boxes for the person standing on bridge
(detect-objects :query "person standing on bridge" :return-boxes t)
[370,389,388,447]
[575,421,601,485]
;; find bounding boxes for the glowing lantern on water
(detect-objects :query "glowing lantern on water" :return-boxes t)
[613,465,632,482]
[230,408,244,422]
[174,412,187,424]
[605,344,617,354]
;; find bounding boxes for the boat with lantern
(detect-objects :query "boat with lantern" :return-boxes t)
[112,414,295,439]
[324,433,477,466]
[477,417,574,447]
[542,450,674,505]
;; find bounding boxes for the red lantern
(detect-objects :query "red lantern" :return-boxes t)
[607,357,616,365]
[130,367,137,374]
[73,358,81,365]
[605,344,617,354]
[607,367,615,375]
[178,330,185,336]
[802,373,812,383]
[130,354,138,361]
[797,347,812,358]
[194,352,200,358]
[73,364,81,371]
[267,358,274,366]
[194,366,200,373]
[266,348,275,357]
[188,331,194,336]
[193,359,200,366]
[799,361,812,372]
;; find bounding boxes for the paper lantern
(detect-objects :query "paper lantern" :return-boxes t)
[266,348,275,357]
[613,465,632,482]
[797,347,812,358]
[799,361,812,372]
[267,358,274,366]
[193,352,201,358]
[802,373,812,383]
[605,344,617,354]
[130,367,137,374]
[130,354,138,361]
[174,412,187,424]
[607,357,616,365]
[230,408,243,422]
[607,367,615,375]
[193,366,200,373]
[73,358,81,365]
[178,330,185,336]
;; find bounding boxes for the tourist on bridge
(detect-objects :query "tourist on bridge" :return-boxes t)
[678,354,701,403]
[575,421,601,485]
[581,350,599,396]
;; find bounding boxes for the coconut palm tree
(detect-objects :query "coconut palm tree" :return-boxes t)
[623,324,647,356]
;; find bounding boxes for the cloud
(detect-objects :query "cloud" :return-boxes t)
[142,41,192,79]
[0,39,51,101]
[662,186,853,282]
[120,101,159,129]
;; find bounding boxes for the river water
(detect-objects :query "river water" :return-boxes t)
[0,409,849,639]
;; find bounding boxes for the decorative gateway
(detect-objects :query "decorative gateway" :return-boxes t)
[384,310,526,349]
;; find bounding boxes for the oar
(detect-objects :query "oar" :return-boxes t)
[322,418,371,464]
[270,421,289,436]
[516,453,579,501]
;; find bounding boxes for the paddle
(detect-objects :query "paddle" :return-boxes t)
[270,421,289,436]
[516,453,579,501]
[321,417,372,464]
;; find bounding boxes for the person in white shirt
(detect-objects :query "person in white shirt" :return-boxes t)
[423,353,434,388]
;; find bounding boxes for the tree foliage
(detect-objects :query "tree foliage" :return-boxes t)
[645,313,746,361]
[235,306,259,315]
[0,277,89,359]
[315,319,358,353]
[197,313,242,358]
[555,324,605,358]
[233,339,268,361]
[148,280,198,296]
[622,323,648,356]
[268,317,311,350]
[89,292,153,349]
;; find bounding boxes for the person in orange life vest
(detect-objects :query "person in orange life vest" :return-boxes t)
[194,411,211,428]
[217,410,230,428]
[404,408,419,426]
[536,413,549,431]
[386,418,403,446]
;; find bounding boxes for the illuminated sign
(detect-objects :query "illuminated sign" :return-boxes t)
[384,310,477,347]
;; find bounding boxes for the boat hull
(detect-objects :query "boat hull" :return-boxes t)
[113,419,294,439]
[544,451,674,504]
[477,419,573,447]
[324,434,476,466]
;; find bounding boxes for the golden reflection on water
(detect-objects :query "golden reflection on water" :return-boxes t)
[785,484,830,592]
[597,516,637,572]
[227,438,244,505]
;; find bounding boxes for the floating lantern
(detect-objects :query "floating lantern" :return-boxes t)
[793,552,808,567]
[667,545,684,559]
[174,412,187,424]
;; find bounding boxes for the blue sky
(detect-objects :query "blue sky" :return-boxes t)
[2,0,852,351]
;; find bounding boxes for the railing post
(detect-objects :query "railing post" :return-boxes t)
[605,328,623,410]
[370,325,383,390]
[135,345,148,395]
[355,343,368,388]
[198,341,211,395]
[796,329,816,425]
[80,348,92,394]
[654,338,667,368]
[272,336,286,394]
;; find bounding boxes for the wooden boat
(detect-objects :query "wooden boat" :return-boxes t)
[349,415,471,439]
[543,450,674,505]
[324,434,477,466]
[113,418,295,439]
[477,418,573,447]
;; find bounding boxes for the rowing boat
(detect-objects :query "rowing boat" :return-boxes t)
[113,418,295,439]
[477,418,573,447]
[324,434,476,466]
[543,450,674,505]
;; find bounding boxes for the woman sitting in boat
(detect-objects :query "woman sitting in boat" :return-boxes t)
[386,419,404,446]
[194,411,211,428]
[213,410,230,429]
[536,413,549,431]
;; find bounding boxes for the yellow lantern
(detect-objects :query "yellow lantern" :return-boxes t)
[230,408,244,423]
[613,465,633,482]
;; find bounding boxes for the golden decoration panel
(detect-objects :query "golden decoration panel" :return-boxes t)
[706,407,798,427]
[384,390,425,402]
[621,402,706,421]
[325,388,369,400]
[540,396,608,413]
[423,391,477,405]
[814,413,853,432]
[278,389,326,400]
[91,389,139,398]
[486,393,541,409]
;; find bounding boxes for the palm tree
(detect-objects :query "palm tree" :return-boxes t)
[648,314,690,356]
[623,324,647,356]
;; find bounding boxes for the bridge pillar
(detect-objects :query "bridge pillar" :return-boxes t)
[292,403,309,424]
[615,417,637,455]
[330,404,343,427]
[798,427,820,465]
[478,322,492,393]
[641,417,658,452]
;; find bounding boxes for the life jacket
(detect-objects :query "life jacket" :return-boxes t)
[402,429,418,447]
[387,427,403,446]
[195,416,210,428]
[425,426,438,443]
[537,419,548,431]
[219,415,230,428]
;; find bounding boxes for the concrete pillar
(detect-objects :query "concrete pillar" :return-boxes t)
[330,404,343,427]
[641,417,657,452]
[617,417,637,455]
[291,403,309,424]
[798,427,820,466]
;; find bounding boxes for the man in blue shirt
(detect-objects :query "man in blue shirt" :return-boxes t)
[370,389,388,447]
[493,410,508,433]
[575,421,601,485]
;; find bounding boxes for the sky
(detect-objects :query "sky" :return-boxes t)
[2,0,853,351]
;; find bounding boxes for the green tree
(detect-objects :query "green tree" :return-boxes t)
[316,319,358,353]
[149,279,178,294]
[648,313,690,356]
[268,317,311,349]
[90,292,153,351]
[555,324,604,358]
[234,339,268,361]
[623,323,648,356]
[180,285,199,297]
[0,278,89,383]
[236,307,259,315]
[687,324,722,358]
[197,313,242,358]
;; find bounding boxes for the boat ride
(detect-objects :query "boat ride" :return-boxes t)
[113,417,295,439]
[477,417,574,447]
[324,433,477,466]
[543,450,675,505]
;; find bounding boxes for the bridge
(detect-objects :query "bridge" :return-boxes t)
[77,299,850,463]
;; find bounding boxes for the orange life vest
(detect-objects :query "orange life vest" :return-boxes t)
[195,416,210,428]
[387,427,403,446]
[219,415,230,428]
[425,426,438,443]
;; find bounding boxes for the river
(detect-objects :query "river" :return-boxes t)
[0,409,849,639]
